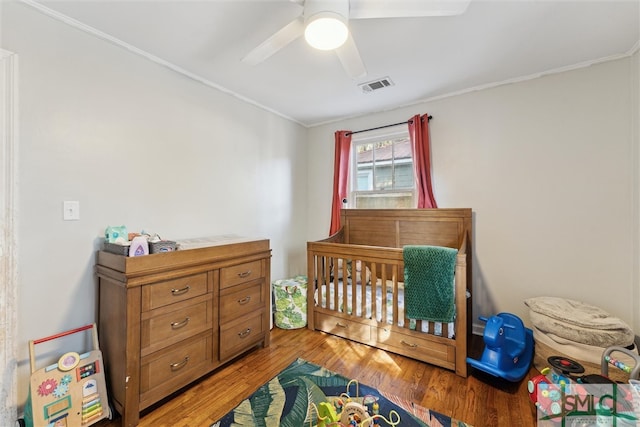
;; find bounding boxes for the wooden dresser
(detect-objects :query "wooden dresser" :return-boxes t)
[96,238,271,427]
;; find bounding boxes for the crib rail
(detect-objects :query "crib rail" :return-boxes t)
[307,242,459,336]
[309,242,402,324]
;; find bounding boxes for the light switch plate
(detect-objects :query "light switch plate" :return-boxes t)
[63,201,80,220]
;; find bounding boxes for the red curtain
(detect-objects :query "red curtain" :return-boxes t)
[329,130,352,235]
[408,114,438,208]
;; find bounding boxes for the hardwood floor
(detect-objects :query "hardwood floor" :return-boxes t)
[98,327,538,427]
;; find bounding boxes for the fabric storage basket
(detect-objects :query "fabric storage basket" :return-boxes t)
[273,276,307,329]
[103,242,130,256]
[149,240,176,254]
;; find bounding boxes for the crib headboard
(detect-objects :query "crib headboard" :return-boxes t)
[339,208,471,249]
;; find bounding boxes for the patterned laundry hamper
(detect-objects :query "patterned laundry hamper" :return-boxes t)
[272,276,307,329]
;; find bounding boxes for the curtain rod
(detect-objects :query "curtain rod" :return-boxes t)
[345,115,432,136]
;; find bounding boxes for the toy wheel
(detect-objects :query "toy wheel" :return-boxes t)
[547,356,585,374]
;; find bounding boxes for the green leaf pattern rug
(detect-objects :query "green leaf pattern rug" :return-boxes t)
[212,358,471,427]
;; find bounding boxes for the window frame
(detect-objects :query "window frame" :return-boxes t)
[348,127,416,209]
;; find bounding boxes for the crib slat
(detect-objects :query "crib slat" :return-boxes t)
[341,258,348,315]
[327,257,333,309]
[327,257,332,310]
[380,264,387,324]
[318,256,325,309]
[391,265,399,326]
[342,258,356,316]
[416,320,431,333]
[370,263,377,321]
[324,256,330,309]
[442,322,449,338]
[360,261,367,319]
[333,258,340,311]
[318,257,331,307]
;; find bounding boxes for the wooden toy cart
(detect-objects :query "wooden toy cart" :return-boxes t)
[23,324,111,427]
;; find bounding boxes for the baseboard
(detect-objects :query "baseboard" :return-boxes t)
[472,321,485,336]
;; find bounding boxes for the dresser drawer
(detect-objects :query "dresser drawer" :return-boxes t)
[141,298,212,356]
[139,332,213,397]
[141,273,208,311]
[220,260,263,290]
[219,311,265,361]
[219,281,265,324]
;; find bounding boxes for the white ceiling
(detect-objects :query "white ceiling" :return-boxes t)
[27,0,640,127]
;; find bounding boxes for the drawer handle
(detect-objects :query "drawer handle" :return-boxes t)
[237,271,251,278]
[171,285,191,296]
[169,356,190,371]
[171,317,190,329]
[336,322,348,328]
[238,328,252,338]
[237,296,251,305]
[401,340,418,348]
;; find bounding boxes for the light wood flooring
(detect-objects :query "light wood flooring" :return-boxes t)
[98,327,538,427]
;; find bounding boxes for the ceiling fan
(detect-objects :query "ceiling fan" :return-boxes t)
[241,0,471,79]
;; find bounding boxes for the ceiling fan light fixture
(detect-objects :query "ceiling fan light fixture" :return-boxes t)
[304,11,348,51]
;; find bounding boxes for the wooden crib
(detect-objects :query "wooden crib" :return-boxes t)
[307,209,472,377]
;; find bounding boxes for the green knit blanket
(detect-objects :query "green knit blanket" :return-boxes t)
[403,245,458,323]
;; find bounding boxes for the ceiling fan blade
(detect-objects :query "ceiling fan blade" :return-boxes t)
[242,16,305,65]
[335,34,367,79]
[349,0,471,19]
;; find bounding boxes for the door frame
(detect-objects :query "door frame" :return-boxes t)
[0,48,19,424]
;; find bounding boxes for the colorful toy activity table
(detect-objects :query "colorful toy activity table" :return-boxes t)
[24,323,111,427]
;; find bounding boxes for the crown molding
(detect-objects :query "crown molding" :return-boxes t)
[17,0,640,130]
[18,0,305,127]
[312,44,640,128]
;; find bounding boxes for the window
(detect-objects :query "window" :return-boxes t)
[349,131,415,208]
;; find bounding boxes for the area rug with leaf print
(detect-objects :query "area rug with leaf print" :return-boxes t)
[211,358,471,427]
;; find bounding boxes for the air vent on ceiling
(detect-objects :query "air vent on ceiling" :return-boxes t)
[359,77,394,93]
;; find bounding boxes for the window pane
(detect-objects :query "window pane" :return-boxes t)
[373,140,392,190]
[394,163,414,189]
[357,171,372,191]
[351,133,415,208]
[374,163,392,190]
[355,143,374,191]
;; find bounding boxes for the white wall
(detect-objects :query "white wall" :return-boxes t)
[3,2,308,409]
[308,57,639,334]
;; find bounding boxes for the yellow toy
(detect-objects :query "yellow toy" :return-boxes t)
[312,380,400,427]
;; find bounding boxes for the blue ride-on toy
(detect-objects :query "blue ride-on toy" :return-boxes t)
[466,312,534,382]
